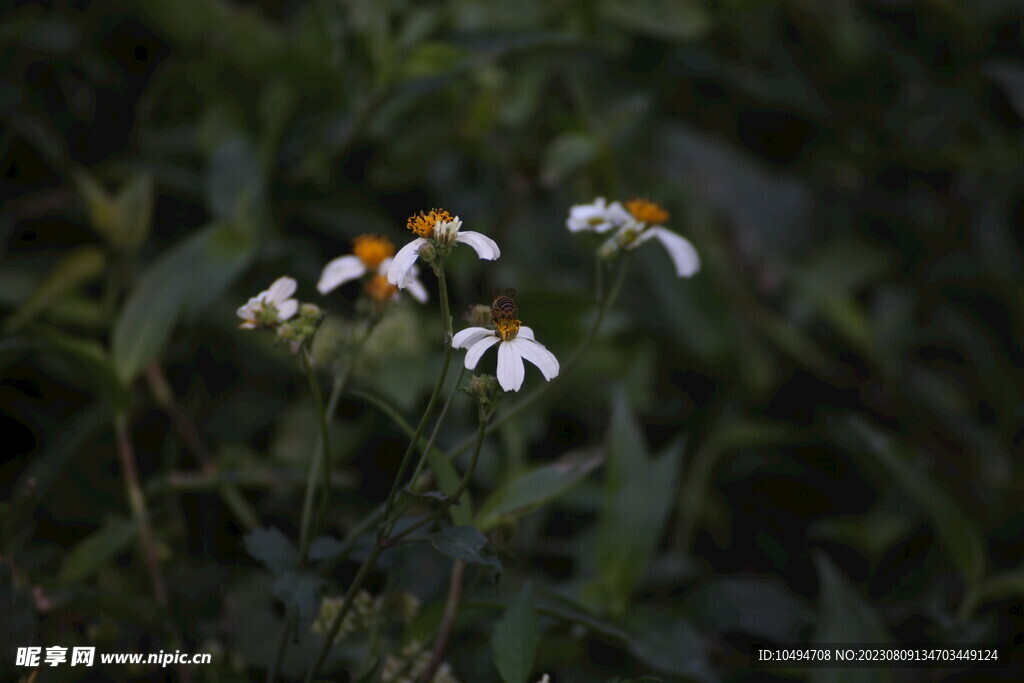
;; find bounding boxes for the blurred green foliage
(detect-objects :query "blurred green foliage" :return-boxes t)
[3,0,1024,680]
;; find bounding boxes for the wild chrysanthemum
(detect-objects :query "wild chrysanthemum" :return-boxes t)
[237,276,299,329]
[452,297,558,392]
[602,199,700,277]
[387,209,500,288]
[318,234,428,303]
[566,197,632,233]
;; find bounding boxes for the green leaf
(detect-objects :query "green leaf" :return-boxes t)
[625,608,714,682]
[308,536,346,562]
[491,582,538,683]
[57,517,138,586]
[428,525,502,575]
[540,132,598,187]
[812,553,891,683]
[835,416,986,586]
[4,246,106,333]
[476,450,602,531]
[244,527,298,574]
[112,220,255,382]
[586,394,683,614]
[39,328,131,410]
[205,135,263,220]
[599,0,712,42]
[114,173,155,253]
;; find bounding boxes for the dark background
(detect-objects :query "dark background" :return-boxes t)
[2,0,1023,681]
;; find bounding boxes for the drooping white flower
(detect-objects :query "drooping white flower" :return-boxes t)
[237,276,299,329]
[566,197,633,233]
[318,234,428,303]
[452,320,559,393]
[387,209,500,289]
[602,199,700,277]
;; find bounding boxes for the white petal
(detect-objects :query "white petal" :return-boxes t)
[604,202,633,232]
[464,335,500,370]
[266,276,297,305]
[646,227,700,277]
[510,337,559,381]
[387,238,426,286]
[405,273,429,303]
[452,326,495,349]
[497,341,525,391]
[317,255,366,294]
[237,298,260,319]
[454,231,500,260]
[277,299,298,321]
[516,325,536,341]
[239,320,257,329]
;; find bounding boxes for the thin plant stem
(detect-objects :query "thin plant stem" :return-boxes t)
[114,414,168,607]
[305,414,489,683]
[297,346,333,561]
[266,612,294,683]
[381,266,454,533]
[407,365,467,493]
[419,559,466,683]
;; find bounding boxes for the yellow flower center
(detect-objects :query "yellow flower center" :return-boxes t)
[353,234,395,269]
[406,208,453,239]
[625,199,669,225]
[496,318,521,341]
[365,274,399,302]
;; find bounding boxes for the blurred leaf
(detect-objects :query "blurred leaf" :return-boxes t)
[39,328,131,410]
[684,576,809,642]
[112,220,254,382]
[836,417,986,586]
[57,517,138,586]
[273,570,324,628]
[812,553,891,683]
[308,536,346,563]
[983,61,1024,119]
[969,571,1024,613]
[428,525,502,575]
[491,582,538,683]
[625,608,714,682]
[586,394,683,614]
[599,0,712,41]
[4,246,105,333]
[205,135,263,220]
[114,173,155,253]
[476,450,603,531]
[244,527,298,574]
[540,132,599,188]
[402,42,468,80]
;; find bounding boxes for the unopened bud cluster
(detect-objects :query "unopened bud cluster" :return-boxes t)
[466,374,502,421]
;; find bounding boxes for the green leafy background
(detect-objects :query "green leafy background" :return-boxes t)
[2,0,1023,680]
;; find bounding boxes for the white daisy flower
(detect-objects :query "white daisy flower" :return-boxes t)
[318,234,428,303]
[237,276,299,329]
[387,209,500,289]
[603,199,700,277]
[452,315,559,392]
[566,197,633,233]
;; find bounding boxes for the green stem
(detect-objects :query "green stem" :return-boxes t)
[298,347,332,560]
[407,365,467,493]
[381,266,454,533]
[305,415,489,683]
[266,612,294,683]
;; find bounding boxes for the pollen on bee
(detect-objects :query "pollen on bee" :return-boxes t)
[406,209,453,238]
[625,199,669,225]
[495,318,521,341]
[353,234,395,269]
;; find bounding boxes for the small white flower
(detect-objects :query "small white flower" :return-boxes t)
[388,209,500,289]
[566,197,632,233]
[452,323,559,392]
[237,276,299,329]
[318,234,428,303]
[603,199,700,277]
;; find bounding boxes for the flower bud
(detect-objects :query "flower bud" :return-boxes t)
[465,374,502,421]
[464,304,493,328]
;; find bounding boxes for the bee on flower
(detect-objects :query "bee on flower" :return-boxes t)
[237,276,299,329]
[452,294,559,392]
[387,209,500,289]
[318,234,428,304]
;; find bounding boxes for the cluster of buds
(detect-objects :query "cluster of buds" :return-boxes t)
[276,303,323,354]
[237,277,323,354]
[465,374,503,421]
[380,639,459,683]
[310,589,382,642]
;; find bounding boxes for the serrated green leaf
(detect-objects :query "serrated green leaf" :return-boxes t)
[476,451,602,531]
[428,525,502,574]
[57,517,138,586]
[244,527,298,573]
[492,582,538,683]
[4,247,106,333]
